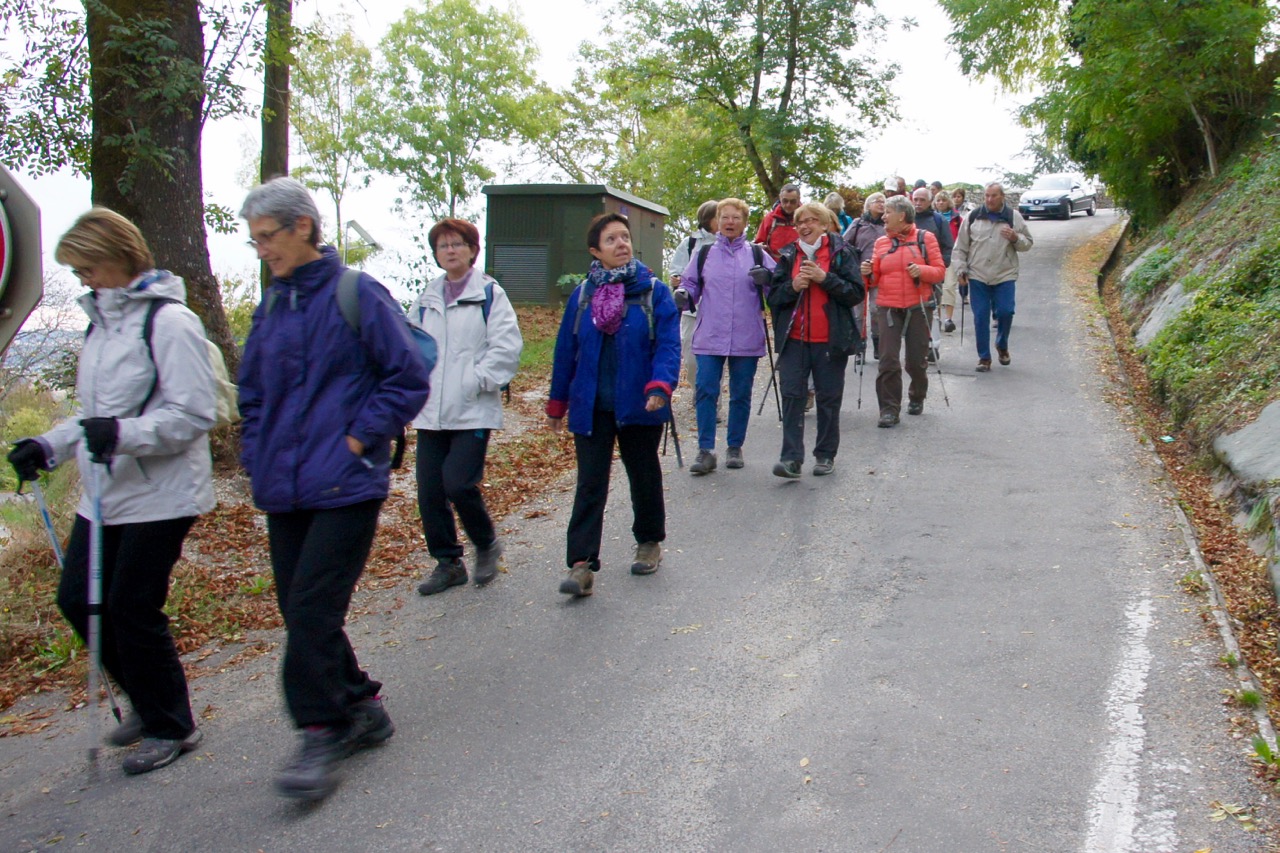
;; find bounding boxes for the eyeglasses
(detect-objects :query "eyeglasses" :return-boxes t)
[436,241,469,252]
[795,218,821,226]
[246,224,288,248]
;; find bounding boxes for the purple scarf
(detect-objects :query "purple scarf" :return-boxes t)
[585,258,640,335]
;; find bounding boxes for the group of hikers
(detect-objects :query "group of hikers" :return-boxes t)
[3,172,1033,803]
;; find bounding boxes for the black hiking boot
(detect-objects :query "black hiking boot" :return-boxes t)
[343,697,394,754]
[473,541,502,587]
[276,726,345,802]
[417,558,467,596]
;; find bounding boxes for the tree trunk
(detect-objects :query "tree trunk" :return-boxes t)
[86,0,239,376]
[260,0,292,290]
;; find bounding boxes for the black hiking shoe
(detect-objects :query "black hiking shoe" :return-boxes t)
[276,726,345,802]
[631,542,662,575]
[559,562,594,597]
[122,728,202,775]
[343,697,394,754]
[725,447,744,469]
[106,711,143,747]
[944,319,956,333]
[473,541,502,587]
[907,400,924,416]
[772,460,802,479]
[417,558,467,595]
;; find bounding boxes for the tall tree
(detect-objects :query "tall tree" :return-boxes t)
[290,16,374,254]
[259,0,291,291]
[586,0,896,204]
[374,0,547,220]
[86,0,238,370]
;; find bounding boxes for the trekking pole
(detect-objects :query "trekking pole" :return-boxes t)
[959,284,967,346]
[764,315,781,420]
[85,456,109,782]
[27,478,122,727]
[918,293,950,409]
[667,406,684,468]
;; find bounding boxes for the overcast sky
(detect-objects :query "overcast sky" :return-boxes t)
[20,0,1031,299]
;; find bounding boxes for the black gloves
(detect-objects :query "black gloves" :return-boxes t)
[80,417,119,461]
[7,439,48,482]
[673,289,690,311]
[748,265,771,288]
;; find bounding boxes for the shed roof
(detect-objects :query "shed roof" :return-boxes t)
[482,183,669,216]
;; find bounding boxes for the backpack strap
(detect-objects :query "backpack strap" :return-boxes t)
[335,268,362,334]
[481,280,495,323]
[916,229,928,265]
[695,244,711,281]
[686,235,697,256]
[136,298,180,416]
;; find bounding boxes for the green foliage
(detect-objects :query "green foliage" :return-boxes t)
[556,274,584,296]
[583,0,896,204]
[1123,247,1178,301]
[219,272,260,347]
[1253,734,1279,766]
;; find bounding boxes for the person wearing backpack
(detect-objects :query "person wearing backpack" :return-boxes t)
[6,208,215,775]
[411,218,522,597]
[672,197,775,474]
[668,200,719,390]
[843,192,888,360]
[546,213,681,597]
[237,178,431,802]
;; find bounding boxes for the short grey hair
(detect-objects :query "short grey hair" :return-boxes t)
[696,200,719,231]
[985,181,1006,195]
[779,183,801,197]
[885,195,916,223]
[863,192,886,208]
[239,176,324,247]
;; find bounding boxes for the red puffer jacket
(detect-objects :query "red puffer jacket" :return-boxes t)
[868,226,946,309]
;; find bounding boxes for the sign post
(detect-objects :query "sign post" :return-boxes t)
[0,164,44,359]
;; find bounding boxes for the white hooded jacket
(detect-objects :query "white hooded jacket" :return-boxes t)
[409,268,522,431]
[39,271,217,525]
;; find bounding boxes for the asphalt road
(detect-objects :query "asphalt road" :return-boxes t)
[0,209,1272,852]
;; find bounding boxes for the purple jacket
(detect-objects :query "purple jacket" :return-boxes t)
[238,248,431,513]
[678,234,777,357]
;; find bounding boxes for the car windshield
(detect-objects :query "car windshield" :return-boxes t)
[1029,175,1073,191]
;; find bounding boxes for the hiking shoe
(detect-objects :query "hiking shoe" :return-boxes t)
[725,447,744,469]
[631,541,662,575]
[276,727,344,802]
[998,348,1011,366]
[559,561,594,597]
[943,319,956,333]
[907,400,924,416]
[772,460,802,479]
[805,391,815,412]
[122,728,202,775]
[106,711,143,747]
[473,541,502,587]
[417,558,467,595]
[343,697,394,754]
[975,359,992,372]
[689,449,717,475]
[878,411,899,428]
[812,458,834,476]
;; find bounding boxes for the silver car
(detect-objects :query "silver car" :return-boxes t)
[1018,173,1097,219]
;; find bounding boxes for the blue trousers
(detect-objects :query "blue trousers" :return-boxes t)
[695,354,759,450]
[969,279,1016,360]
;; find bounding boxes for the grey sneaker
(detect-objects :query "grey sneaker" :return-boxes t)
[772,460,802,479]
[689,449,717,475]
[559,561,594,597]
[725,447,744,469]
[106,710,143,747]
[122,728,202,775]
[631,541,662,575]
[812,458,834,476]
[473,540,502,586]
[417,558,467,595]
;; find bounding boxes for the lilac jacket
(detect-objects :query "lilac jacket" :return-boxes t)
[677,234,777,357]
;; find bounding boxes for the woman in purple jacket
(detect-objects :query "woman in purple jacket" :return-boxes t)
[672,198,775,473]
[238,177,431,802]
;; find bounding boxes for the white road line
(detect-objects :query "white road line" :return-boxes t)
[1083,596,1156,853]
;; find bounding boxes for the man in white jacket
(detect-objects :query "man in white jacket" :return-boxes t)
[410,218,523,596]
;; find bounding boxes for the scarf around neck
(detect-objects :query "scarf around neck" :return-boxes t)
[585,258,643,335]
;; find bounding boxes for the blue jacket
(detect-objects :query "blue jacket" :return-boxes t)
[547,262,681,436]
[238,248,431,512]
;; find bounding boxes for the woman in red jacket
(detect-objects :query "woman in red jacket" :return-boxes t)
[861,196,946,427]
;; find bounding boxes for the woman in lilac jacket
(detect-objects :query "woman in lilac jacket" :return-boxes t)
[672,198,775,474]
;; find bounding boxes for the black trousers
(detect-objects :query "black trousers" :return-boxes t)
[58,515,197,741]
[268,500,383,730]
[566,409,665,570]
[416,428,495,560]
[777,340,849,462]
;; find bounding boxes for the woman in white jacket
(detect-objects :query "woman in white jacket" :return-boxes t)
[6,208,215,774]
[411,218,522,596]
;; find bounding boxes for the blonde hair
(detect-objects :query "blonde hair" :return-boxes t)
[794,201,837,232]
[55,207,155,276]
[716,197,750,220]
[933,192,953,212]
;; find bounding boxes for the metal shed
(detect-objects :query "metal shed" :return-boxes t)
[481,184,669,304]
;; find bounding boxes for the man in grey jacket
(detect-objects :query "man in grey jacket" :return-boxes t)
[951,182,1034,371]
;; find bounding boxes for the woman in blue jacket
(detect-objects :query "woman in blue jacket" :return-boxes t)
[546,213,680,598]
[237,177,431,802]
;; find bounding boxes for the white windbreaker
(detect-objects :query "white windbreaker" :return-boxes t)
[39,271,216,525]
[409,268,522,432]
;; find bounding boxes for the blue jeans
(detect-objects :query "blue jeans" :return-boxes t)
[695,354,759,450]
[969,279,1016,360]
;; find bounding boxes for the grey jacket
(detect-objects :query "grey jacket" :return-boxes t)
[40,272,216,525]
[952,207,1034,284]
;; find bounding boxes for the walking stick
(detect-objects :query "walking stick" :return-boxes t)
[26,478,122,731]
[85,457,109,781]
[667,406,684,468]
[764,315,781,420]
[959,283,967,346]
[918,294,951,409]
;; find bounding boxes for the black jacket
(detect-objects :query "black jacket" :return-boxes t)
[767,232,865,355]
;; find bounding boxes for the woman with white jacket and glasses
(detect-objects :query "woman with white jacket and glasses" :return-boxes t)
[411,218,523,596]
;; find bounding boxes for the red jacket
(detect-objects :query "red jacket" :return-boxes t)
[868,226,946,309]
[754,206,798,261]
